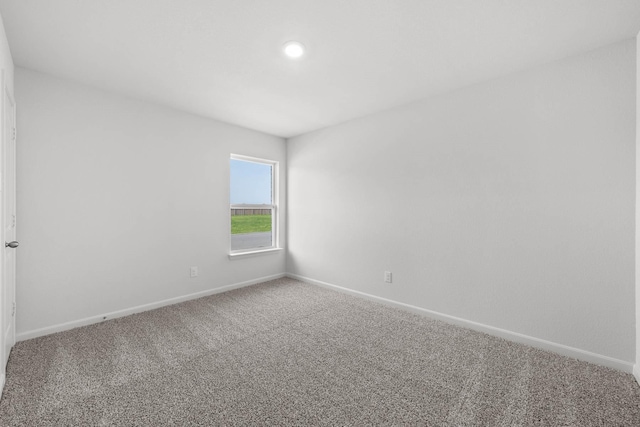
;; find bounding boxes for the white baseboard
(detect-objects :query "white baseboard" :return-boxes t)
[287,273,634,374]
[634,365,640,386]
[0,372,5,398]
[16,273,286,342]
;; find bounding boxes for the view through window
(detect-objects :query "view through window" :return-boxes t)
[230,155,276,252]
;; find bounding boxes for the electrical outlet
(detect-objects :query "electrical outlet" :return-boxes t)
[190,266,198,278]
[384,271,392,283]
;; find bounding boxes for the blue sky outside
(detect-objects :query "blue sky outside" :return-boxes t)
[230,159,272,205]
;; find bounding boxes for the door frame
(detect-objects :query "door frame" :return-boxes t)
[0,69,16,395]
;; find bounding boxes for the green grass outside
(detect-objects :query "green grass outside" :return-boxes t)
[231,214,272,234]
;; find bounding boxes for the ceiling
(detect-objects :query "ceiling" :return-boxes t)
[1,0,639,138]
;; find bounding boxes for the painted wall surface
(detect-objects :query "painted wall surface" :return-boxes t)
[15,68,286,335]
[0,13,12,91]
[287,39,636,362]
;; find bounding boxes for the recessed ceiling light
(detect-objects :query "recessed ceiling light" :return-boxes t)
[283,41,305,59]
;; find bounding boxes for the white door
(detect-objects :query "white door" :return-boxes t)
[1,74,16,379]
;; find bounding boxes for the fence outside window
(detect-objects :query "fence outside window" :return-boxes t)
[230,208,271,216]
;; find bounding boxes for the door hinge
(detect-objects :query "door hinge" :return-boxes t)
[11,302,15,317]
[12,127,16,141]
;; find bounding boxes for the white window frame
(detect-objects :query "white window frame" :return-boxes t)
[229,154,280,257]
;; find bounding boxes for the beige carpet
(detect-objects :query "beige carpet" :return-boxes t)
[0,277,638,426]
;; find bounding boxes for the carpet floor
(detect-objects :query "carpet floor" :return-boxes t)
[0,278,639,426]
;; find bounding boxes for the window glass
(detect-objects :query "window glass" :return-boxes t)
[230,159,272,205]
[230,156,276,252]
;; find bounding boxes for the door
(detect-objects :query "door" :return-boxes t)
[1,73,16,379]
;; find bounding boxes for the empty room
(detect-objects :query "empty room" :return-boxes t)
[0,0,640,425]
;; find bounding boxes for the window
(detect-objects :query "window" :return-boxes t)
[229,154,278,254]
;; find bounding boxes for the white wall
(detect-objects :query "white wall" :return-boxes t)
[15,68,286,337]
[0,13,12,91]
[288,39,636,364]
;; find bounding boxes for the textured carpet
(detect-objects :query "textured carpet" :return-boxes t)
[0,278,639,426]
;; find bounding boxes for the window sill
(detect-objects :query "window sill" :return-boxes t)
[228,247,283,260]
